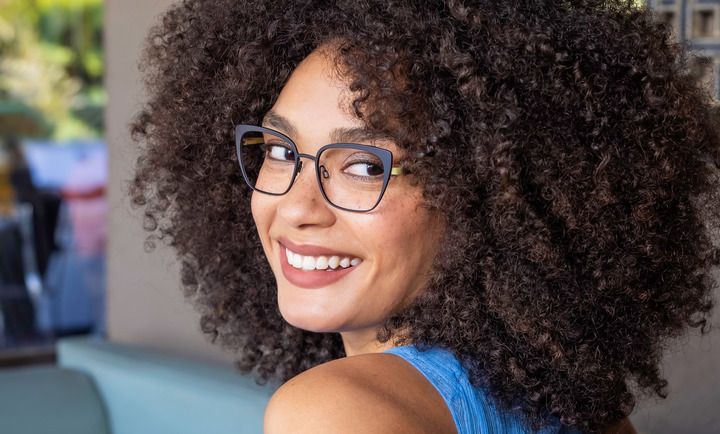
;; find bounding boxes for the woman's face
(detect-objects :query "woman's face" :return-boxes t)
[251,47,444,340]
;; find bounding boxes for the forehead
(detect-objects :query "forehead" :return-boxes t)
[261,109,395,146]
[262,49,402,153]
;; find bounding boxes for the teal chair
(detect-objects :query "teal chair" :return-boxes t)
[0,336,278,434]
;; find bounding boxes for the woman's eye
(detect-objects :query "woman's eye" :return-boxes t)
[266,143,295,161]
[344,161,384,178]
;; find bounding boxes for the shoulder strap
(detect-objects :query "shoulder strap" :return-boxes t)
[385,345,498,434]
[384,345,584,434]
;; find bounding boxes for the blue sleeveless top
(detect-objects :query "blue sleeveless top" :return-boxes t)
[383,345,582,434]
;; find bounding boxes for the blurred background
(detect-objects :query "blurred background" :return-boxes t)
[0,0,106,363]
[0,1,718,433]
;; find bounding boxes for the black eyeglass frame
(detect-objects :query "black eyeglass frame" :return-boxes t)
[234,124,406,212]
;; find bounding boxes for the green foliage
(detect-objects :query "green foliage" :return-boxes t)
[0,0,104,140]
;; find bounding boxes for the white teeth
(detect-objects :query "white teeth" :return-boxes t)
[302,256,316,271]
[284,246,362,271]
[315,256,329,270]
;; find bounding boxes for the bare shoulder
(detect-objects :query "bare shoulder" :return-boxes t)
[264,352,456,434]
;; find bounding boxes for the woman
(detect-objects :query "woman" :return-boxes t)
[129,1,720,433]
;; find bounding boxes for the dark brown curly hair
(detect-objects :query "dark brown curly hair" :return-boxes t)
[128,1,720,432]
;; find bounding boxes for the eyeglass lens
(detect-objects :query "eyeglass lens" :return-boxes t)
[238,128,388,211]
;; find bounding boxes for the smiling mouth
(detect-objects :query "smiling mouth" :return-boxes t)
[279,243,362,289]
[283,244,362,271]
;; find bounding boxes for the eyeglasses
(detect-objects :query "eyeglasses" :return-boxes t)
[235,124,406,212]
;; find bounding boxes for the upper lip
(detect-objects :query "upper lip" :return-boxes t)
[278,236,360,258]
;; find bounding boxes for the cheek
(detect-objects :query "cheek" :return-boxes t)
[388,226,430,271]
[382,209,442,276]
[379,193,437,248]
[250,191,267,227]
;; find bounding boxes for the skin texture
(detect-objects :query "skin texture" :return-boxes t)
[129,1,720,432]
[250,47,445,356]
[264,353,457,434]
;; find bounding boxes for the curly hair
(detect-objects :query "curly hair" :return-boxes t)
[128,1,720,432]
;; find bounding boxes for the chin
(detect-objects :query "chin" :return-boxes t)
[277,296,344,333]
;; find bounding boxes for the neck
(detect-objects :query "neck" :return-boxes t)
[340,325,411,357]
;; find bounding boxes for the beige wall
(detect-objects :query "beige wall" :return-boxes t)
[631,306,720,433]
[105,0,233,364]
[104,0,719,431]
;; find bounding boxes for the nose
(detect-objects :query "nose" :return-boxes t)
[276,155,336,228]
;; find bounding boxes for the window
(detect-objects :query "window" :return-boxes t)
[693,9,716,38]
[661,11,675,28]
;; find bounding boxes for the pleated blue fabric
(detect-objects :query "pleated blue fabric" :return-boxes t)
[384,345,582,434]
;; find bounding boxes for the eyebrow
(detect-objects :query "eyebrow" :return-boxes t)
[261,109,393,144]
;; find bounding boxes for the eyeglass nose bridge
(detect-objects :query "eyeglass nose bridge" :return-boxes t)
[293,151,330,183]
[294,151,316,173]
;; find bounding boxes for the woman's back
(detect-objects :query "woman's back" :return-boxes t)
[266,344,585,433]
[265,345,636,434]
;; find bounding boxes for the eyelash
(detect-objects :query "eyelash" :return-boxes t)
[263,144,384,180]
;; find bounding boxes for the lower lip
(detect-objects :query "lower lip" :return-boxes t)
[279,244,360,289]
